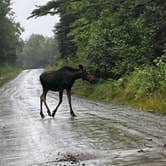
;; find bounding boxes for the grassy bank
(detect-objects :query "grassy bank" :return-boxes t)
[72,79,166,113]
[72,64,166,113]
[0,66,21,86]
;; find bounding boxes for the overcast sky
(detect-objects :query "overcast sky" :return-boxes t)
[12,0,59,40]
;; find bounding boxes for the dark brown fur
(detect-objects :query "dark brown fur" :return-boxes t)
[39,65,96,118]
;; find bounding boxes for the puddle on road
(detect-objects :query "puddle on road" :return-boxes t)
[65,116,148,150]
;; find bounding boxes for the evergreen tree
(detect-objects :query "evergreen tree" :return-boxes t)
[0,0,22,65]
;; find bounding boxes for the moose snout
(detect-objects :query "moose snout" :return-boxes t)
[89,76,97,84]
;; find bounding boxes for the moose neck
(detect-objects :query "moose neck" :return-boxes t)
[72,71,83,81]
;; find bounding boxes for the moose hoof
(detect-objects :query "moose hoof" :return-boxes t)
[52,113,55,118]
[47,112,52,117]
[71,113,77,117]
[40,114,45,119]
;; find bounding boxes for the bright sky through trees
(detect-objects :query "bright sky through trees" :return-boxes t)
[12,0,59,40]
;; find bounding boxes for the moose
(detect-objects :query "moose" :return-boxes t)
[39,64,96,118]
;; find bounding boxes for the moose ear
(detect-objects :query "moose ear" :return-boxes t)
[79,64,84,71]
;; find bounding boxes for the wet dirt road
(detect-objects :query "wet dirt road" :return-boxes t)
[0,69,166,166]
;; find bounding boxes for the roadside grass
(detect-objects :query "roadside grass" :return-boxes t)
[0,66,21,86]
[72,63,166,113]
[72,79,166,113]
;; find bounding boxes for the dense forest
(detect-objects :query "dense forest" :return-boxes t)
[30,0,166,78]
[18,34,58,68]
[30,0,166,112]
[0,0,58,68]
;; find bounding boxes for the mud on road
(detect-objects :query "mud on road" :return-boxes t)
[0,69,166,166]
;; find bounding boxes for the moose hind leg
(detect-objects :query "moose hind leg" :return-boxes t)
[52,91,63,117]
[43,91,51,116]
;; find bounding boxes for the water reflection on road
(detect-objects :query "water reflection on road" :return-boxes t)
[0,69,166,166]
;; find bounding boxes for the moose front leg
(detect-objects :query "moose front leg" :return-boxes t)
[40,89,51,118]
[66,89,76,117]
[52,90,63,117]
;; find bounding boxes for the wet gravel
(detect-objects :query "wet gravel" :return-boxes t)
[0,69,166,166]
